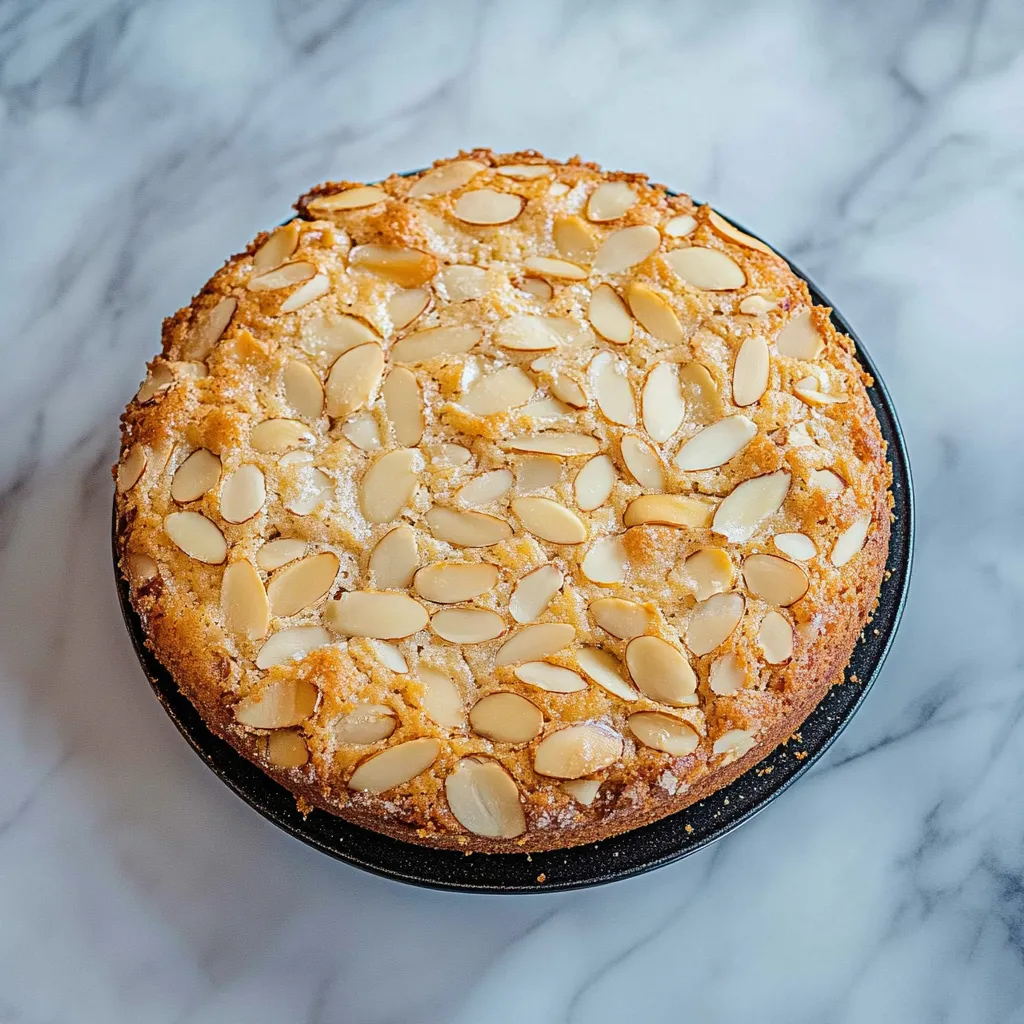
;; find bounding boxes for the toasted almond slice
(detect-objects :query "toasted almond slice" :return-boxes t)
[504,432,600,456]
[280,273,329,313]
[535,725,623,779]
[256,538,306,571]
[250,418,313,454]
[626,281,684,346]
[541,379,583,415]
[810,468,846,495]
[324,343,384,419]
[519,277,554,301]
[675,415,757,471]
[408,160,487,197]
[414,667,465,726]
[740,294,778,315]
[620,434,665,491]
[284,466,332,516]
[742,554,809,606]
[341,412,382,451]
[664,214,698,237]
[359,448,420,524]
[712,470,791,542]
[282,361,324,420]
[523,397,571,420]
[553,214,598,261]
[665,247,746,290]
[267,552,339,616]
[524,255,588,280]
[710,652,746,695]
[563,779,602,805]
[253,221,300,272]
[469,691,543,745]
[497,163,552,178]
[350,244,438,287]
[707,209,775,255]
[164,512,227,564]
[590,597,651,640]
[512,496,587,545]
[830,514,871,567]
[581,535,627,585]
[436,264,489,301]
[425,507,512,547]
[586,181,637,222]
[461,366,536,416]
[587,282,633,344]
[575,647,638,700]
[387,287,430,331]
[301,313,381,360]
[116,445,147,494]
[414,562,500,603]
[686,592,744,655]
[787,422,815,448]
[759,610,794,664]
[381,366,424,446]
[774,533,816,560]
[589,351,636,427]
[641,363,685,442]
[334,704,397,745]
[682,547,733,601]
[369,525,418,588]
[221,560,270,640]
[171,448,221,502]
[514,662,588,692]
[255,625,332,670]
[135,362,173,403]
[794,376,846,406]
[325,591,427,639]
[494,622,575,666]
[457,469,514,507]
[248,260,316,292]
[517,455,561,492]
[495,314,564,352]
[235,677,318,729]
[186,296,236,359]
[440,443,472,466]
[453,188,524,225]
[629,712,699,756]
[360,641,404,675]
[308,185,386,212]
[594,225,661,274]
[678,361,724,423]
[126,553,158,586]
[266,729,309,769]
[509,564,563,623]
[626,635,698,705]
[219,465,266,523]
[713,729,756,761]
[623,494,714,529]
[732,335,770,408]
[391,325,482,363]
[573,454,616,511]
[445,758,526,838]
[776,310,824,360]
[348,738,441,792]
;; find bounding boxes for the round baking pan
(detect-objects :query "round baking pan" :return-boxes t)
[114,203,914,893]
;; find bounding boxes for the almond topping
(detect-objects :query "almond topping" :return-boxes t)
[627,281,684,346]
[707,209,776,255]
[713,729,756,762]
[494,622,575,666]
[740,294,778,315]
[512,496,587,545]
[623,494,714,529]
[551,374,588,408]
[626,635,698,706]
[325,591,427,639]
[381,367,424,446]
[810,468,845,495]
[504,432,600,456]
[534,725,623,779]
[554,214,598,260]
[186,296,236,359]
[453,189,525,225]
[408,160,486,197]
[497,163,552,179]
[589,351,636,427]
[164,512,227,564]
[573,454,616,511]
[457,469,514,507]
[575,647,638,700]
[678,361,724,423]
[387,287,431,331]
[253,221,300,272]
[308,185,386,212]
[594,225,661,274]
[334,704,397,745]
[266,730,309,769]
[461,366,536,416]
[496,314,568,352]
[712,470,791,541]
[391,325,482,363]
[665,246,746,290]
[425,507,512,547]
[349,244,438,287]
[248,260,316,291]
[436,264,489,301]
[710,652,746,695]
[470,692,543,744]
[776,310,825,360]
[509,564,563,623]
[170,448,221,503]
[620,434,665,491]
[126,553,158,586]
[250,418,313,454]
[256,538,306,571]
[675,415,757,471]
[524,255,588,280]
[283,465,331,516]
[220,464,266,524]
[664,214,698,237]
[368,640,408,673]
[581,535,627,585]
[794,376,846,406]
[341,413,382,451]
[788,422,815,448]
[430,608,506,644]
[116,445,147,494]
[518,455,561,492]
[446,758,526,838]
[514,662,588,693]
[283,361,324,419]
[324,342,384,419]
[682,547,734,600]
[221,560,270,640]
[347,738,441,793]
[629,712,699,756]
[586,181,637,222]
[280,273,330,313]
[301,313,380,361]
[520,277,553,301]
[830,514,871,567]
[255,625,332,670]
[590,598,651,640]
[642,363,685,442]
[414,562,499,603]
[774,533,816,560]
[686,593,744,655]
[587,283,633,344]
[369,526,418,588]
[563,779,602,805]
[235,678,318,729]
[759,611,794,664]
[733,335,770,407]
[416,667,465,727]
[742,554,809,606]
[267,552,340,616]
[359,448,421,524]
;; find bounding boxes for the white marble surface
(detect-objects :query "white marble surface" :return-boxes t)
[2,0,1024,1020]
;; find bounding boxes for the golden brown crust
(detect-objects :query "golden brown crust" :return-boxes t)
[115,149,892,853]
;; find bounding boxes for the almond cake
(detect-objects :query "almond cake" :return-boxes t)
[114,150,892,853]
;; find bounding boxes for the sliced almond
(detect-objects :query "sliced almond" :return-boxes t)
[221,560,270,640]
[563,779,601,805]
[359,448,420,524]
[625,635,698,705]
[457,469,514,507]
[385,288,430,333]
[589,351,636,427]
[550,375,587,409]
[707,209,775,255]
[301,313,380,360]
[629,712,699,756]
[453,188,524,225]
[220,465,266,524]
[414,561,499,603]
[509,564,563,623]
[586,181,636,222]
[581,535,627,586]
[324,343,384,419]
[575,647,638,700]
[665,247,746,290]
[378,367,423,447]
[341,413,382,451]
[623,494,713,529]
[280,273,330,313]
[253,221,300,272]
[520,277,553,301]
[742,553,809,606]
[267,552,340,616]
[391,325,481,363]
[554,214,598,260]
[759,610,794,664]
[686,592,744,655]
[774,532,816,560]
[594,225,661,274]
[325,591,427,639]
[788,422,815,448]
[134,362,174,404]
[523,397,571,420]
[496,314,565,352]
[469,692,543,744]
[494,622,575,666]
[445,758,526,838]
[512,496,587,545]
[266,730,309,769]
[256,538,306,571]
[518,456,561,492]
[235,677,318,729]
[664,214,698,237]
[620,434,665,491]
[164,512,227,564]
[587,283,633,344]
[713,729,756,761]
[416,667,465,727]
[682,547,733,601]
[439,443,471,466]
[426,507,512,547]
[369,525,418,588]
[641,363,685,442]
[308,185,386,212]
[678,361,724,423]
[349,244,438,287]
[504,432,600,456]
[740,294,778,315]
[283,466,331,516]
[283,361,324,420]
[497,163,551,179]
[524,255,588,280]
[627,281,684,346]
[186,296,236,359]
[733,335,770,407]
[776,310,824,360]
[830,514,871,567]
[333,704,397,745]
[255,625,332,670]
[169,448,220,504]
[514,662,587,693]
[794,376,846,406]
[710,652,746,695]
[590,598,651,640]
[810,468,845,495]
[675,415,757,471]
[126,553,158,586]
[461,366,536,416]
[368,640,408,673]
[535,725,622,779]
[572,455,616,512]
[250,418,313,454]
[347,738,441,793]
[408,160,486,197]
[436,264,489,301]
[712,470,791,542]
[248,260,316,292]
[430,608,506,644]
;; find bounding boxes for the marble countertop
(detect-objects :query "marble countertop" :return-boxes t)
[3,0,1023,1020]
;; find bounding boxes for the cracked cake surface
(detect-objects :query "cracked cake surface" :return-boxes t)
[114,150,891,852]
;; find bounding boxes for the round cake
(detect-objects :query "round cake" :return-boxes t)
[115,150,892,853]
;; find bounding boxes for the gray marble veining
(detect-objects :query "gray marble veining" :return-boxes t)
[2,0,1023,1021]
